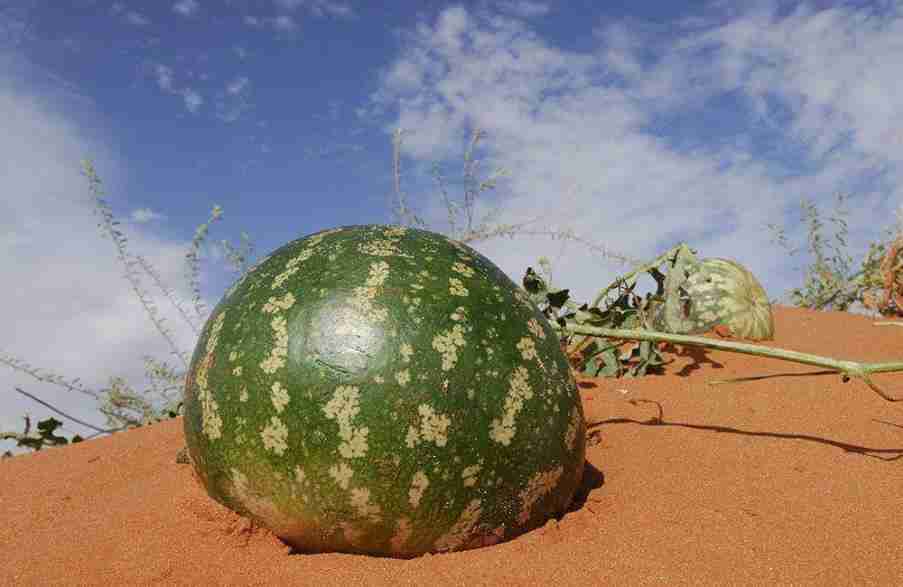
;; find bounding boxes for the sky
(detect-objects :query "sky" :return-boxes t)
[3,0,903,454]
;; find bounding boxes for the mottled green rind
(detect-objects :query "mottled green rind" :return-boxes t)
[665,257,775,341]
[182,224,586,558]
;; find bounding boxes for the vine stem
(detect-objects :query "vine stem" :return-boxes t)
[556,323,903,402]
[590,243,695,308]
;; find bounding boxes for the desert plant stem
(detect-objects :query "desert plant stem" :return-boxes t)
[558,323,903,401]
[0,353,102,400]
[81,160,190,369]
[590,243,695,308]
[184,205,225,323]
[12,387,124,434]
[133,253,201,336]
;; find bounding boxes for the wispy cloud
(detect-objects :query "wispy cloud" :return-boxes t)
[370,3,903,307]
[111,3,151,27]
[243,14,298,33]
[154,64,174,91]
[272,15,297,32]
[182,88,203,112]
[302,143,365,159]
[148,62,205,114]
[274,0,355,18]
[173,0,200,17]
[215,75,252,122]
[226,75,249,95]
[126,12,150,26]
[132,208,165,223]
[496,1,550,18]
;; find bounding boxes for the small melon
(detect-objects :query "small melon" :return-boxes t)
[654,256,774,341]
[182,224,586,557]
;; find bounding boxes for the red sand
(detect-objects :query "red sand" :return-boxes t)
[3,305,903,585]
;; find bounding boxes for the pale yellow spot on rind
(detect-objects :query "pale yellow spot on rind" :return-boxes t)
[196,311,226,440]
[329,462,354,489]
[406,404,451,448]
[260,415,288,455]
[432,324,467,371]
[323,385,369,459]
[489,366,534,446]
[271,381,290,413]
[449,277,469,297]
[408,470,429,508]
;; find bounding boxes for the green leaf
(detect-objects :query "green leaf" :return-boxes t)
[597,348,621,377]
[546,288,570,310]
[522,267,546,294]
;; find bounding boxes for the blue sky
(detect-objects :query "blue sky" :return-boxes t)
[3,0,903,452]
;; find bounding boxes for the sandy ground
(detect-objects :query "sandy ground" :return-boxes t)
[2,304,903,586]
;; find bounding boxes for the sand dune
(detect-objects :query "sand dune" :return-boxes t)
[2,305,902,586]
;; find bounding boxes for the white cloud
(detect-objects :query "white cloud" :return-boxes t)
[243,14,299,33]
[125,11,151,26]
[226,75,248,95]
[173,0,200,17]
[154,64,174,90]
[272,15,297,31]
[275,0,355,18]
[132,208,165,223]
[302,143,365,159]
[0,52,221,454]
[182,88,203,112]
[691,3,903,163]
[148,62,205,114]
[496,1,550,18]
[371,3,903,311]
[216,76,252,122]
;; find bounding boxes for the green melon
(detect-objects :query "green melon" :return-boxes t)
[653,256,774,341]
[182,224,586,558]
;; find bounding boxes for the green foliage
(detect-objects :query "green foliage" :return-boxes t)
[522,256,666,379]
[766,193,902,314]
[1,416,83,458]
[521,243,775,382]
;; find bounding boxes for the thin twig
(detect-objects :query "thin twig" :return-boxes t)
[559,323,903,402]
[0,353,102,400]
[81,160,190,369]
[13,387,125,434]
